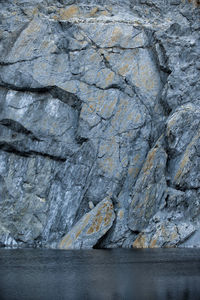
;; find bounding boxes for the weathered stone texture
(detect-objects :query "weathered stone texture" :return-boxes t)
[59,197,115,249]
[0,0,199,248]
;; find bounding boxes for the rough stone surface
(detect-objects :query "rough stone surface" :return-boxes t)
[0,0,199,249]
[59,197,115,249]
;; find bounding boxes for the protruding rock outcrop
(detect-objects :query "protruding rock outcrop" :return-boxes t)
[59,198,115,249]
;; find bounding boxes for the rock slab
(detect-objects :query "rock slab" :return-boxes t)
[59,198,115,249]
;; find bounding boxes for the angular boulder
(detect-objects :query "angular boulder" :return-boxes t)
[58,198,115,249]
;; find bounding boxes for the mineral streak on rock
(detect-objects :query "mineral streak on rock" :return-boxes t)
[0,0,199,249]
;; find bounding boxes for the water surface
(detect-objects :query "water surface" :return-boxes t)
[0,248,200,300]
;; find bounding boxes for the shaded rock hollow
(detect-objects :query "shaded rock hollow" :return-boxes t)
[0,0,199,249]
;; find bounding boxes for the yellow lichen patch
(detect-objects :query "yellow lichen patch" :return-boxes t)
[33,7,39,15]
[174,130,200,183]
[99,157,115,175]
[26,20,41,35]
[118,209,124,220]
[104,207,113,226]
[132,234,147,248]
[59,235,73,249]
[174,152,190,182]
[41,40,50,49]
[135,114,141,123]
[110,27,122,44]
[133,35,142,46]
[128,167,134,176]
[161,225,167,237]
[100,10,110,16]
[119,64,129,76]
[99,97,117,118]
[186,0,200,7]
[59,214,91,248]
[138,67,156,92]
[105,72,114,84]
[86,200,114,235]
[89,52,99,63]
[59,81,79,94]
[134,167,140,177]
[88,7,99,17]
[53,15,59,20]
[87,210,103,235]
[142,147,157,174]
[134,154,140,162]
[59,5,79,20]
[171,231,178,240]
[81,103,94,114]
[75,228,82,239]
[149,238,158,248]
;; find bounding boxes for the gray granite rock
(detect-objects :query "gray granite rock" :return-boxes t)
[59,197,115,249]
[0,0,199,248]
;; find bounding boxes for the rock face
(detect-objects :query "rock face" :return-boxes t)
[0,0,199,249]
[59,197,115,249]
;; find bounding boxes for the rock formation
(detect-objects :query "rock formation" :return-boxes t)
[0,0,199,248]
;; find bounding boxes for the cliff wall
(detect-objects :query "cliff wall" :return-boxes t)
[0,0,199,248]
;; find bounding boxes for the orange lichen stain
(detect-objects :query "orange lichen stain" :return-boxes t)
[119,209,124,220]
[75,228,82,239]
[106,98,117,112]
[87,210,103,235]
[89,104,95,111]
[161,225,167,237]
[119,64,129,76]
[87,201,113,234]
[132,234,147,248]
[134,154,140,162]
[128,167,134,176]
[150,238,158,248]
[174,153,189,182]
[100,10,110,16]
[105,72,114,84]
[127,113,133,121]
[41,41,50,49]
[32,7,38,15]
[186,0,200,7]
[59,235,73,249]
[139,68,156,91]
[171,231,178,240]
[26,22,41,35]
[135,114,141,123]
[53,15,59,20]
[142,147,157,174]
[89,7,99,17]
[99,101,115,118]
[111,27,122,43]
[174,130,200,182]
[74,214,91,238]
[89,52,98,62]
[104,207,113,226]
[106,157,114,171]
[104,54,111,61]
[133,35,142,46]
[81,104,93,114]
[134,167,140,177]
[60,6,79,20]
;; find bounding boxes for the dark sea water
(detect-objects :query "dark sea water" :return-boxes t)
[0,248,200,300]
